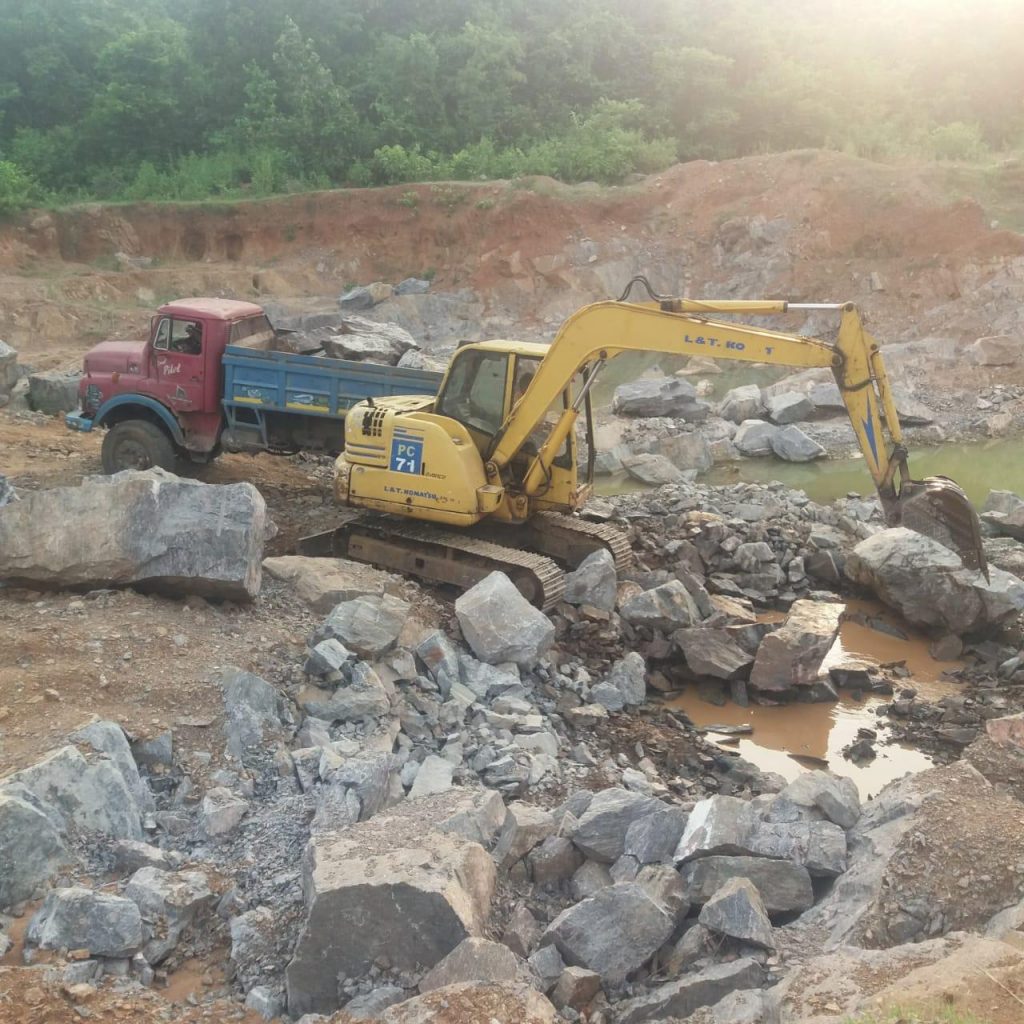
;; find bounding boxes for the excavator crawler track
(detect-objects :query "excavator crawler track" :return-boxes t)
[530,512,635,573]
[300,513,566,611]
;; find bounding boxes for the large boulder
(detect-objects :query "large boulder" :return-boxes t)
[620,580,706,632]
[124,867,216,964]
[657,432,713,473]
[0,339,17,397]
[540,882,677,985]
[981,490,1024,542]
[311,594,410,658]
[767,391,814,424]
[846,528,1024,635]
[718,385,765,424]
[0,792,69,908]
[71,719,154,815]
[733,419,778,456]
[748,600,844,692]
[680,856,813,914]
[613,378,706,419]
[770,425,826,462]
[220,668,286,764]
[322,314,418,365]
[28,887,143,957]
[380,981,557,1024]
[28,370,81,414]
[621,452,684,486]
[563,549,617,612]
[674,627,754,681]
[263,555,401,612]
[965,334,1019,366]
[455,572,554,667]
[298,662,391,723]
[698,878,774,949]
[0,469,268,600]
[286,795,496,1016]
[572,789,664,863]
[615,959,764,1024]
[2,743,144,839]
[418,937,524,992]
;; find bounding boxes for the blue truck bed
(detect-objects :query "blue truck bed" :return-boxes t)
[222,345,443,419]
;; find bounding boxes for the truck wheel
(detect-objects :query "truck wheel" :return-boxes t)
[101,420,177,474]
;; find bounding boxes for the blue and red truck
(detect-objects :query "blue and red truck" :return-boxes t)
[66,297,442,473]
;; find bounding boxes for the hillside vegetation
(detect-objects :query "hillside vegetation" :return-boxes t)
[1,0,1022,209]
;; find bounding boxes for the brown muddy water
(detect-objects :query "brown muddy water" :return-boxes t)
[665,600,963,799]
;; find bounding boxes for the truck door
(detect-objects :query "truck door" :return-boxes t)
[152,316,207,413]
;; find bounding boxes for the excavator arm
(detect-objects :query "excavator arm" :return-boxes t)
[493,295,986,575]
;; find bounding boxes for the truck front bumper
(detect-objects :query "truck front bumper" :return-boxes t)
[65,412,95,432]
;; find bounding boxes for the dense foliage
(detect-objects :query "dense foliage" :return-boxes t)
[0,0,1022,210]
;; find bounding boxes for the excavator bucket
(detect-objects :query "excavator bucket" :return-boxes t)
[893,476,988,579]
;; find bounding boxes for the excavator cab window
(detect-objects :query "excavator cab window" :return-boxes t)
[513,355,573,469]
[436,348,510,440]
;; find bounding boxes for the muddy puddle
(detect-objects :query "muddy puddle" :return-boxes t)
[666,600,964,798]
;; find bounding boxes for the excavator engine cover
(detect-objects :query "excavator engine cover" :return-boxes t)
[894,476,988,579]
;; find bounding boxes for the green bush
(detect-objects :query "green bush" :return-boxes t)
[370,145,439,185]
[928,122,990,161]
[0,160,37,216]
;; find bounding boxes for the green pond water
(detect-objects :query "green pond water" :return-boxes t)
[597,437,1021,506]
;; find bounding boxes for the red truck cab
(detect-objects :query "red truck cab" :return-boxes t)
[69,298,273,472]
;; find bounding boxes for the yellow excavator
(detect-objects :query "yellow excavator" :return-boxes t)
[302,279,986,608]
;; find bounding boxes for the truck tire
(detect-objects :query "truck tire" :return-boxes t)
[101,419,177,474]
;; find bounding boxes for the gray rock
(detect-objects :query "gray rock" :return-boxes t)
[563,549,617,612]
[111,840,171,874]
[778,770,861,830]
[246,986,287,1020]
[551,966,602,1009]
[698,878,774,949]
[298,662,391,723]
[965,334,1018,366]
[674,628,754,681]
[455,572,555,667]
[124,866,215,964]
[748,599,844,692]
[263,554,397,612]
[540,882,676,985]
[323,314,417,365]
[573,788,664,864]
[623,807,689,865]
[3,743,143,839]
[493,802,556,871]
[416,630,460,694]
[529,836,583,886]
[231,906,282,990]
[502,903,541,957]
[658,432,713,473]
[0,474,16,507]
[286,808,496,1016]
[719,385,765,424]
[130,730,174,769]
[846,528,1024,635]
[733,420,778,456]
[0,792,69,908]
[528,944,565,992]
[613,378,700,418]
[620,580,705,632]
[345,986,408,1018]
[380,981,557,1023]
[807,381,845,411]
[409,755,455,799]
[419,937,523,992]
[767,391,814,424]
[202,786,248,837]
[221,668,285,763]
[28,370,81,414]
[305,638,357,677]
[0,339,17,396]
[615,960,764,1024]
[316,752,395,826]
[770,425,826,462]
[589,681,625,712]
[0,469,267,599]
[571,860,613,900]
[312,594,410,659]
[339,286,376,310]
[622,452,684,486]
[395,277,431,296]
[435,789,508,848]
[71,718,154,814]
[28,887,142,957]
[679,856,814,914]
[604,652,646,706]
